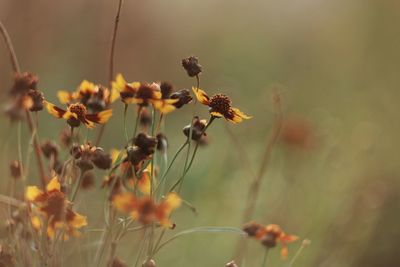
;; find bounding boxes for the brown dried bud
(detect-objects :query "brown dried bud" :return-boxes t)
[10,72,38,96]
[91,149,112,170]
[183,116,207,141]
[41,140,59,159]
[242,221,264,237]
[81,171,96,190]
[60,128,73,148]
[126,146,147,166]
[87,86,107,112]
[76,159,94,172]
[0,245,16,267]
[27,89,44,112]
[182,56,202,77]
[160,82,173,99]
[9,161,22,179]
[156,133,168,152]
[134,133,157,155]
[110,257,127,267]
[140,108,152,128]
[70,144,82,159]
[142,259,156,267]
[170,89,193,108]
[225,260,238,267]
[261,232,278,248]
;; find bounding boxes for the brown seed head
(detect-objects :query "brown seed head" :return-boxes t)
[182,56,202,77]
[27,89,44,112]
[91,149,112,170]
[9,161,22,179]
[160,82,173,99]
[183,116,207,141]
[170,89,193,108]
[261,232,278,248]
[243,221,264,237]
[11,72,38,96]
[134,133,157,156]
[41,140,59,159]
[209,94,232,117]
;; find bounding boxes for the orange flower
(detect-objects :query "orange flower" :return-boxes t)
[243,222,298,259]
[45,101,112,128]
[26,177,87,239]
[192,88,251,123]
[112,74,178,114]
[113,192,181,228]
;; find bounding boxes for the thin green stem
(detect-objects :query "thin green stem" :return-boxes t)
[261,249,269,267]
[123,104,129,141]
[131,106,142,144]
[70,170,85,202]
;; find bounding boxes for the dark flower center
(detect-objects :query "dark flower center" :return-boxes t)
[136,84,155,101]
[69,103,87,117]
[209,94,232,115]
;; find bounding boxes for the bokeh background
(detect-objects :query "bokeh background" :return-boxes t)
[1,0,400,266]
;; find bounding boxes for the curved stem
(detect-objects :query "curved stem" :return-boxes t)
[0,21,20,73]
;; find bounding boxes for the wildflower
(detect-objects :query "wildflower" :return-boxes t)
[113,192,181,228]
[126,133,157,166]
[45,102,112,129]
[71,143,112,171]
[170,89,193,108]
[57,80,119,111]
[182,56,202,77]
[192,88,251,123]
[25,177,87,239]
[112,74,178,113]
[243,222,298,259]
[183,116,208,141]
[112,74,140,104]
[9,160,22,179]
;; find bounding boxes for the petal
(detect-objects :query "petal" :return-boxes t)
[192,87,210,105]
[68,211,87,228]
[31,216,41,230]
[281,234,298,243]
[165,192,182,211]
[78,80,95,93]
[110,88,120,103]
[153,100,176,114]
[113,192,136,213]
[210,111,223,118]
[138,172,151,195]
[125,98,144,105]
[26,186,43,201]
[46,177,61,192]
[232,107,252,119]
[57,91,72,104]
[112,74,126,92]
[83,119,95,129]
[85,109,113,124]
[45,101,67,119]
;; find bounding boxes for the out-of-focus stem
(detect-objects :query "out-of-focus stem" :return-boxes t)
[95,0,124,146]
[0,21,48,188]
[234,93,283,262]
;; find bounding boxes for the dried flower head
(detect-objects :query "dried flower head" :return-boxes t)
[26,177,87,239]
[182,56,202,77]
[193,88,251,123]
[160,81,173,99]
[9,160,22,179]
[170,89,193,108]
[10,72,38,96]
[134,133,157,156]
[71,143,111,171]
[27,89,44,112]
[41,140,59,159]
[46,101,112,129]
[243,222,298,259]
[183,116,208,141]
[113,192,181,228]
[0,245,15,267]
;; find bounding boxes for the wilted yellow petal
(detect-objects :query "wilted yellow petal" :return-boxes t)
[57,91,72,104]
[96,109,113,124]
[46,177,61,192]
[31,216,41,230]
[138,172,151,195]
[69,211,87,228]
[26,186,43,201]
[192,87,210,105]
[113,192,135,213]
[165,192,181,210]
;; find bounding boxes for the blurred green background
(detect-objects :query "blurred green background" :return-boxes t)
[1,0,400,266]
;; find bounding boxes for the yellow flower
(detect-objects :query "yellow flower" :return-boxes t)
[45,101,112,128]
[26,177,87,239]
[57,80,119,108]
[113,192,181,228]
[112,74,178,114]
[192,87,252,123]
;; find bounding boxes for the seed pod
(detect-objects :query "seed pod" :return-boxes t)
[182,56,202,77]
[170,89,192,108]
[91,149,112,170]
